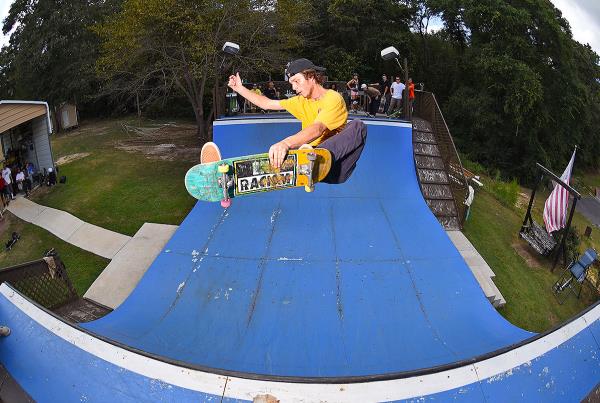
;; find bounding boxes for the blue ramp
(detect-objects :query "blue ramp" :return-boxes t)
[80,118,531,376]
[0,117,599,402]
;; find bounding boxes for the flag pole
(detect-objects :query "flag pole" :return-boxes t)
[551,196,578,272]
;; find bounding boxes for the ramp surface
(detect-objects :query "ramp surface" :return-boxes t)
[82,119,531,376]
[1,117,599,402]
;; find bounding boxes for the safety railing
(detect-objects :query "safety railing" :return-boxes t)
[0,251,78,310]
[213,81,366,118]
[413,90,469,226]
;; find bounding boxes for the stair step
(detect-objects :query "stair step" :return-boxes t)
[418,169,449,184]
[421,184,453,199]
[413,131,436,144]
[413,143,441,157]
[414,155,445,170]
[438,216,461,230]
[425,199,457,216]
[412,118,433,133]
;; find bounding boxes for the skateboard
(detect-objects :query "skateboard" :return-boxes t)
[185,149,332,207]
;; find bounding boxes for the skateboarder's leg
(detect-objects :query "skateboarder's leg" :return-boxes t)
[320,120,367,184]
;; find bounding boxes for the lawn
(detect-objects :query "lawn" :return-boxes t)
[30,118,198,236]
[0,212,109,295]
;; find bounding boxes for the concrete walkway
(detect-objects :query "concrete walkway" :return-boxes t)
[447,230,506,307]
[7,197,131,259]
[6,196,177,309]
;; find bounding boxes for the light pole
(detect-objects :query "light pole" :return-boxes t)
[380,46,410,120]
[218,42,240,117]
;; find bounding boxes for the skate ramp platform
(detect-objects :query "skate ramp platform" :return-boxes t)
[1,117,599,401]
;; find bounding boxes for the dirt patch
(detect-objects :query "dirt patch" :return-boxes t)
[56,153,91,166]
[547,311,559,327]
[116,123,201,162]
[515,191,530,210]
[512,240,545,269]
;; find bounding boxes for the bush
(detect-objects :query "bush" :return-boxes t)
[554,227,582,264]
[487,178,520,209]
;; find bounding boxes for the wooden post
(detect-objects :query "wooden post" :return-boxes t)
[403,57,409,120]
[520,175,542,233]
[552,197,578,272]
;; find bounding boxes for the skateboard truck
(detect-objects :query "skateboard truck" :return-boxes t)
[217,164,233,207]
[299,152,317,192]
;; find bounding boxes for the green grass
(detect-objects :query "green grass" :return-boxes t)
[30,118,197,236]
[0,212,109,295]
[464,188,598,332]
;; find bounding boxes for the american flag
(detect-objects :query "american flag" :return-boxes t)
[543,148,577,233]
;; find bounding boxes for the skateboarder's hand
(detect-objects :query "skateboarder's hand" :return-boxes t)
[228,73,243,91]
[269,141,289,169]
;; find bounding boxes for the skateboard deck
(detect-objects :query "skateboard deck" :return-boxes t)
[185,149,332,206]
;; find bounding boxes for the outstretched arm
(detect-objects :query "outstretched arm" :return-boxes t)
[228,73,282,110]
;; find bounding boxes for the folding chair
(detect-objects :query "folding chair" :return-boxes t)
[552,248,597,304]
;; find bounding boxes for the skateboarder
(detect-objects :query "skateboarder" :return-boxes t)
[201,58,367,184]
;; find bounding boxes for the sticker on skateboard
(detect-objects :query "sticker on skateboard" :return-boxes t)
[185,148,332,207]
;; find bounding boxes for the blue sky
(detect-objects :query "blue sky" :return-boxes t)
[0,0,598,55]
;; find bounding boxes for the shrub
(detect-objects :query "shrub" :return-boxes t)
[487,178,520,209]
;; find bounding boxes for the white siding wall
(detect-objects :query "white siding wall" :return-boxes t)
[32,116,53,171]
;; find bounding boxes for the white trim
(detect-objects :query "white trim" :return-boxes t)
[214,118,412,129]
[364,120,412,128]
[0,99,53,134]
[2,283,599,401]
[214,118,298,126]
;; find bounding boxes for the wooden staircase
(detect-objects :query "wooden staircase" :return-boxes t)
[413,117,462,230]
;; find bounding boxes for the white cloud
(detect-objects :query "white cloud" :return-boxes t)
[550,0,600,55]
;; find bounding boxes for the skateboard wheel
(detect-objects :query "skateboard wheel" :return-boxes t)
[304,185,315,193]
[218,164,229,173]
[220,199,232,208]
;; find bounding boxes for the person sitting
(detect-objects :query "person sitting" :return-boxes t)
[263,81,280,100]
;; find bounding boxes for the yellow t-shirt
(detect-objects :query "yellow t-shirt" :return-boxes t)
[279,90,348,146]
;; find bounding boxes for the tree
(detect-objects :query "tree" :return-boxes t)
[302,0,412,81]
[95,0,312,141]
[0,0,120,113]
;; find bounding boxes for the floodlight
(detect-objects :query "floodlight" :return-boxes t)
[380,46,399,61]
[222,42,240,56]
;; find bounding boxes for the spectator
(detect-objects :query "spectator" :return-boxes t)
[330,83,338,92]
[361,84,381,117]
[346,73,360,112]
[25,162,35,186]
[249,84,263,112]
[263,81,280,100]
[408,77,415,114]
[387,76,405,117]
[0,176,7,207]
[21,165,32,196]
[48,167,57,186]
[15,168,25,195]
[378,74,391,113]
[2,165,14,200]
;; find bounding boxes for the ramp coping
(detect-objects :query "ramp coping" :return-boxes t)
[2,282,599,401]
